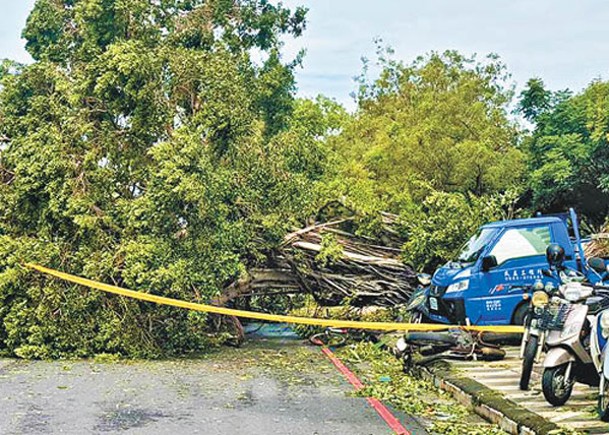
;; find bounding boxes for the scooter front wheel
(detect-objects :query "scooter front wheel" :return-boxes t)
[542,364,573,406]
[520,335,538,391]
[598,376,609,421]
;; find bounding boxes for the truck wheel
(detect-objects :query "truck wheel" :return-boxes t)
[520,335,538,390]
[598,376,609,422]
[542,364,573,406]
[512,303,529,326]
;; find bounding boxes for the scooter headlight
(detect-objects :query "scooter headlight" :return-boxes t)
[531,291,549,307]
[406,292,426,311]
[396,337,407,352]
[562,282,583,302]
[601,312,609,338]
[446,279,469,294]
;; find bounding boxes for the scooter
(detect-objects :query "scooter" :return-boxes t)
[520,244,592,391]
[519,278,557,390]
[406,273,432,323]
[541,278,599,406]
[580,259,609,420]
[588,291,609,420]
[395,329,505,370]
[541,256,609,406]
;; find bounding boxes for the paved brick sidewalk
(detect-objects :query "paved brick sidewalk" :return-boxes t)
[451,347,608,434]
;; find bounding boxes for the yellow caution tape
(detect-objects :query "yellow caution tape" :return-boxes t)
[25,263,524,334]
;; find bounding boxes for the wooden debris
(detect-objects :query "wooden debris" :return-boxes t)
[585,225,609,259]
[217,214,417,308]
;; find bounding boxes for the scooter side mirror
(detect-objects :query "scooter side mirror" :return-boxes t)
[481,255,498,272]
[541,268,554,278]
[546,244,566,268]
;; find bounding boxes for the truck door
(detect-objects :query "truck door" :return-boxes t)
[473,225,552,324]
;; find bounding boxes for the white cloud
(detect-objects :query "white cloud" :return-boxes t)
[283,0,609,107]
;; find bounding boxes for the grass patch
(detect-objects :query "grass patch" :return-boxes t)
[335,342,508,435]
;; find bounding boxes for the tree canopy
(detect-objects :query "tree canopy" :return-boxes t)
[519,78,609,223]
[318,50,525,269]
[324,50,524,211]
[0,0,321,358]
[1,1,609,359]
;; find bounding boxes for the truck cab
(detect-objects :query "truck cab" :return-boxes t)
[425,214,584,326]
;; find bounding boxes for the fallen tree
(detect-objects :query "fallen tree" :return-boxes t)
[217,214,417,311]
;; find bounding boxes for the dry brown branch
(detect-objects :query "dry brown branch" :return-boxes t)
[217,215,416,309]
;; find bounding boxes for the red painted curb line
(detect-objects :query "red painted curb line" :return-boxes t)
[320,347,410,435]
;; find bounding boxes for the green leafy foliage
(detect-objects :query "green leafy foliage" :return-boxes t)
[401,190,520,271]
[315,233,344,267]
[5,0,608,361]
[317,48,526,269]
[327,49,524,216]
[337,342,507,434]
[0,0,319,358]
[520,79,609,223]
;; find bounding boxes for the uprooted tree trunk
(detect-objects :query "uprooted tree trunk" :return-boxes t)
[215,213,418,312]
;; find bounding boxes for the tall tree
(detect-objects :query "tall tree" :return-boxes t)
[518,78,552,123]
[324,50,524,220]
[522,79,609,223]
[0,0,313,358]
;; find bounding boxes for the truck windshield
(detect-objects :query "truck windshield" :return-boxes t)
[457,228,497,263]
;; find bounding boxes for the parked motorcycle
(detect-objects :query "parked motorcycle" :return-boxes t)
[395,329,505,370]
[540,252,609,406]
[519,244,591,391]
[578,258,609,420]
[519,279,557,390]
[406,273,432,323]
[589,290,609,420]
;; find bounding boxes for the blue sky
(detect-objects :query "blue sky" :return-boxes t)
[3,0,609,110]
[0,0,36,63]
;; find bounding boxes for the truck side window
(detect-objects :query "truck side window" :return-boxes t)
[489,226,551,265]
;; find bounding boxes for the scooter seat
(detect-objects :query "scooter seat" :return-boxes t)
[586,296,609,315]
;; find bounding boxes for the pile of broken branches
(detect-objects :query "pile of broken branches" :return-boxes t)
[585,226,609,259]
[280,216,417,307]
[216,214,417,309]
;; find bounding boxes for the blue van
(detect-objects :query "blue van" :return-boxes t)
[416,210,598,326]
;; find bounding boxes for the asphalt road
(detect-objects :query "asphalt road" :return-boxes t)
[0,340,427,435]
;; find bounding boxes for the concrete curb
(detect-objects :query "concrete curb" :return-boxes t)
[414,363,562,435]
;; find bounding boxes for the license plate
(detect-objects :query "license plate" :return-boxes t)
[429,297,438,311]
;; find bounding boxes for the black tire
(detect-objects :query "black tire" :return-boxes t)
[542,364,573,406]
[512,303,529,326]
[598,376,609,422]
[480,331,521,345]
[520,335,539,390]
[403,331,459,346]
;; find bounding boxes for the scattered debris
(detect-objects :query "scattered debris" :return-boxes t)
[585,225,609,258]
[216,214,417,309]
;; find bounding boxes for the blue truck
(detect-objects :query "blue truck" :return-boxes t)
[410,209,607,326]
